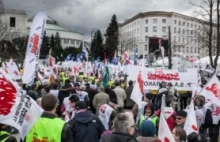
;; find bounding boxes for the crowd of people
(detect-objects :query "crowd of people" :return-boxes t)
[0,71,219,142]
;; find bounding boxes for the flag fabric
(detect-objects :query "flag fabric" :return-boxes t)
[123,51,131,64]
[191,84,202,100]
[158,95,175,142]
[112,51,118,65]
[102,65,109,87]
[200,75,220,106]
[22,12,47,85]
[48,56,56,84]
[134,48,138,65]
[82,41,88,59]
[184,100,199,135]
[6,58,21,80]
[65,54,72,61]
[0,68,43,139]
[130,71,144,108]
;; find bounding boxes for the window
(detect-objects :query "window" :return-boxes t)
[162,19,166,23]
[183,47,185,53]
[187,30,189,36]
[10,17,16,27]
[174,20,177,24]
[162,35,167,38]
[174,27,176,33]
[191,31,193,36]
[71,39,75,45]
[187,38,189,43]
[174,36,176,42]
[145,36,148,41]
[186,46,189,52]
[191,47,193,52]
[153,19,157,24]
[174,46,177,52]
[178,28,181,34]
[187,23,189,27]
[183,38,185,43]
[183,22,185,26]
[179,21,181,26]
[183,29,185,35]
[153,26,157,32]
[137,28,139,34]
[137,21,139,25]
[145,27,148,32]
[195,31,197,36]
[64,39,69,44]
[145,44,148,51]
[145,19,148,24]
[178,37,181,42]
[153,35,157,37]
[191,24,193,27]
[76,40,80,45]
[195,24,197,28]
[194,47,197,53]
[162,27,166,33]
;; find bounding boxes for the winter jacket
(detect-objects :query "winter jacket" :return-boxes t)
[27,89,39,101]
[136,136,157,142]
[68,110,105,142]
[93,92,110,115]
[100,132,137,142]
[125,86,135,108]
[113,86,127,108]
[105,88,118,105]
[0,130,17,142]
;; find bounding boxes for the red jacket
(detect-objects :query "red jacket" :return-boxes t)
[155,110,176,131]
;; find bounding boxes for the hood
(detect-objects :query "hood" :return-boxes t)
[74,111,94,123]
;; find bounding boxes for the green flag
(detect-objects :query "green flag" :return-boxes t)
[102,65,109,87]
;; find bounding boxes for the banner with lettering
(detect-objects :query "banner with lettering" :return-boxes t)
[127,66,198,90]
[0,69,43,139]
[22,12,47,84]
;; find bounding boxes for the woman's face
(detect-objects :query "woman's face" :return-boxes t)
[195,98,201,106]
[172,128,180,141]
[145,108,152,116]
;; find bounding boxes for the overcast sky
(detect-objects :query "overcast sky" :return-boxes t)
[3,0,201,41]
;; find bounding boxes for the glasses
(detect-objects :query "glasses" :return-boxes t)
[130,124,136,128]
[176,117,183,120]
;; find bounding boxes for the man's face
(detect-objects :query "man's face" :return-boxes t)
[175,116,186,126]
[71,102,76,108]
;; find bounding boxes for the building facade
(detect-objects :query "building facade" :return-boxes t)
[0,9,28,40]
[119,11,210,57]
[27,16,84,49]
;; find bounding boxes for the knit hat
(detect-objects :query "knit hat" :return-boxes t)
[176,110,187,118]
[140,120,156,137]
[75,101,87,110]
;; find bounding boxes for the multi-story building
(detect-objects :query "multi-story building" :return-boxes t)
[119,11,211,57]
[0,9,28,39]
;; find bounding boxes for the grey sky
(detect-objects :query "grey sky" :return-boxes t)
[3,0,200,41]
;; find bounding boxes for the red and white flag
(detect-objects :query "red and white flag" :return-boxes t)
[130,71,144,108]
[192,84,202,100]
[22,12,47,85]
[184,100,198,135]
[157,95,175,142]
[6,58,21,80]
[0,68,43,139]
[200,75,220,106]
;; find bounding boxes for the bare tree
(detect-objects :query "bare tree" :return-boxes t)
[119,33,136,54]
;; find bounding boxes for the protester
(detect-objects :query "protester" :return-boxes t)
[27,83,39,101]
[68,101,105,142]
[25,95,73,142]
[172,126,187,142]
[113,80,127,112]
[93,86,110,115]
[100,112,137,142]
[125,80,135,109]
[175,110,187,128]
[0,124,17,142]
[104,85,118,109]
[209,103,220,142]
[187,132,202,142]
[84,83,97,113]
[74,82,90,106]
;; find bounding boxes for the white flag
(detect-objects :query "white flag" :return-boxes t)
[6,59,21,80]
[22,12,47,84]
[200,75,220,106]
[130,71,144,108]
[184,100,198,135]
[0,68,43,139]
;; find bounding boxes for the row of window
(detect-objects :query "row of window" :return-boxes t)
[173,27,199,36]
[174,46,198,53]
[124,21,140,30]
[145,26,167,33]
[62,39,81,45]
[145,19,166,24]
[174,36,198,45]
[174,20,199,29]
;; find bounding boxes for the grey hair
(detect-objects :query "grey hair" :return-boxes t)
[98,85,105,92]
[112,112,134,133]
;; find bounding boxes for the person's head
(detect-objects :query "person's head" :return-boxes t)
[112,112,136,136]
[44,85,51,93]
[145,93,153,102]
[91,73,94,76]
[74,82,81,90]
[175,110,187,126]
[172,126,187,141]
[69,95,79,108]
[75,101,87,111]
[140,120,156,137]
[195,96,205,106]
[160,81,166,88]
[85,83,90,88]
[51,83,59,90]
[187,132,202,142]
[98,86,105,93]
[144,103,154,117]
[65,79,70,86]
[41,95,57,113]
[128,80,133,86]
[167,83,173,88]
[114,80,120,87]
[31,83,38,90]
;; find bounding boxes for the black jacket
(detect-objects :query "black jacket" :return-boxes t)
[100,132,137,142]
[22,112,73,142]
[68,110,105,142]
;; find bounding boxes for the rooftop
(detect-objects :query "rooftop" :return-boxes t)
[0,9,27,15]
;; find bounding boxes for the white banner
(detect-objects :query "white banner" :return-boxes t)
[0,69,43,139]
[22,12,47,84]
[127,66,198,90]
